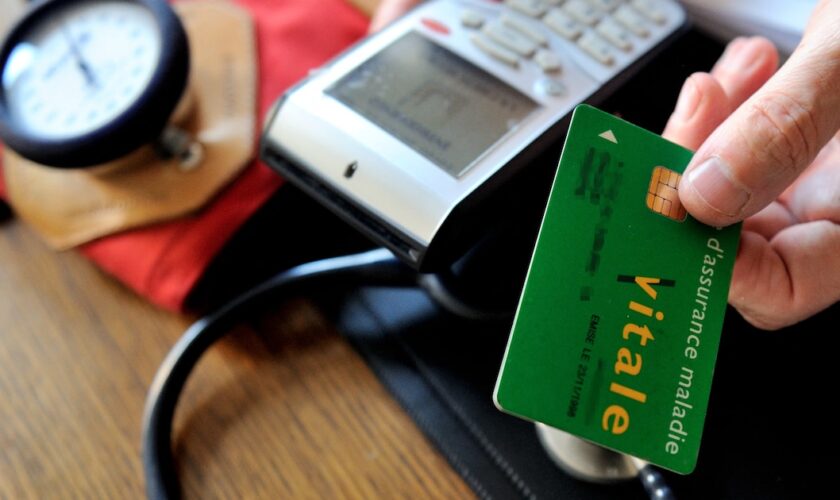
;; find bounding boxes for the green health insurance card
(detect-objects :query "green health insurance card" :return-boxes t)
[494,105,740,474]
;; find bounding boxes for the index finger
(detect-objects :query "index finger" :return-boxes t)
[679,0,840,226]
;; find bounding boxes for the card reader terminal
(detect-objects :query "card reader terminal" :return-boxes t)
[260,0,687,270]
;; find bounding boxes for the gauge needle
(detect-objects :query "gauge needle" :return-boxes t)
[59,21,98,88]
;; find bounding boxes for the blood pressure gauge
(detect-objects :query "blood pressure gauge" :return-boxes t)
[0,0,188,168]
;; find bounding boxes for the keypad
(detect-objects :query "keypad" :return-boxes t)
[463,0,674,75]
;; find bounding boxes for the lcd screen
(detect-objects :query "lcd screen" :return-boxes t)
[326,32,539,177]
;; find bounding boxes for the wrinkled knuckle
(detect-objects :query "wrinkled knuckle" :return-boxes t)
[739,308,788,331]
[745,92,820,178]
[731,293,789,331]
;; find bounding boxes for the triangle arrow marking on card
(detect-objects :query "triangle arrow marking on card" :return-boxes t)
[599,130,618,144]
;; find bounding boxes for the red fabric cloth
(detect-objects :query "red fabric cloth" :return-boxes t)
[0,0,369,311]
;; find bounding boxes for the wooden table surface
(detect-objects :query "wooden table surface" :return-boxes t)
[0,210,474,500]
[0,2,472,497]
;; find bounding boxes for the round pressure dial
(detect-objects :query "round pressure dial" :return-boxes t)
[0,0,189,167]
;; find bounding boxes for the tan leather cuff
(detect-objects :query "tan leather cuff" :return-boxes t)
[3,0,257,249]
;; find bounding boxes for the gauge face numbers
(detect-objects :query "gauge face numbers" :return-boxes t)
[2,1,162,140]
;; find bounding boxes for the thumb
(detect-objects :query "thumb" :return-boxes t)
[679,0,840,226]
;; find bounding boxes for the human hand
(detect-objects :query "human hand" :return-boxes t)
[369,0,419,32]
[666,3,840,330]
[368,1,840,329]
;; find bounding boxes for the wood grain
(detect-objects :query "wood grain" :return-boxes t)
[0,217,474,499]
[2,0,471,497]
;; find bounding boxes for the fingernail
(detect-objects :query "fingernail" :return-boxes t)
[721,37,765,71]
[685,157,750,217]
[715,37,746,67]
[673,77,701,120]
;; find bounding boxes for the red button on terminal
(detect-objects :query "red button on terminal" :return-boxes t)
[421,18,450,35]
